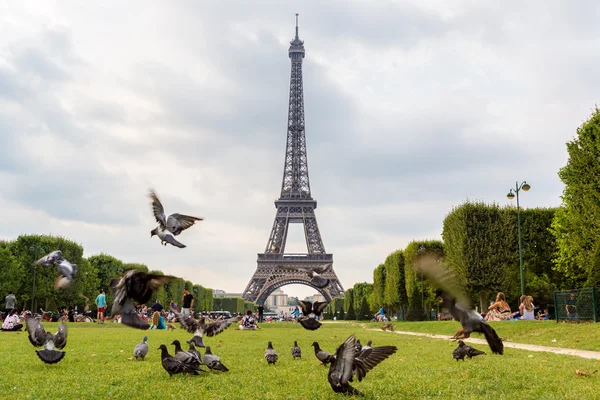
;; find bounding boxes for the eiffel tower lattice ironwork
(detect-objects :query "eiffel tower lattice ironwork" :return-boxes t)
[242,15,344,305]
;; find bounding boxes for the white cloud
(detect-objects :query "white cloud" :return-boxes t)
[1,1,598,300]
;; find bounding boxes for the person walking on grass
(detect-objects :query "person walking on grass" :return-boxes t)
[182,288,194,317]
[95,289,106,324]
[4,291,16,316]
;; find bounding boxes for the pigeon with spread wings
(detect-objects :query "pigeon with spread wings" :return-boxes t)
[25,318,68,364]
[414,255,504,355]
[34,250,77,289]
[110,270,174,330]
[172,308,240,346]
[278,264,332,289]
[149,189,203,248]
[327,334,397,396]
[298,300,329,331]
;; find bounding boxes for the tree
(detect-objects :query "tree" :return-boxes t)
[586,237,600,288]
[0,247,23,306]
[403,240,444,315]
[384,250,406,313]
[373,264,386,311]
[551,107,600,288]
[89,254,125,308]
[344,289,356,320]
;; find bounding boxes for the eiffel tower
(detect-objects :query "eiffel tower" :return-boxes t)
[242,15,344,305]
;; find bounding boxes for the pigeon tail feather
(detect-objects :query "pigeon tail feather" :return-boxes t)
[36,349,66,364]
[480,323,503,355]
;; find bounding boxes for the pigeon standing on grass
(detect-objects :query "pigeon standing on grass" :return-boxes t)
[311,342,334,366]
[134,336,149,360]
[186,341,204,363]
[203,346,229,372]
[110,270,174,330]
[453,340,486,361]
[172,339,202,368]
[265,341,278,365]
[327,334,397,397]
[158,344,204,376]
[298,300,329,331]
[291,341,302,360]
[278,264,332,288]
[25,319,68,364]
[413,255,504,355]
[149,189,203,248]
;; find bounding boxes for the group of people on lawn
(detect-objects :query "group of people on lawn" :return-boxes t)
[483,292,550,321]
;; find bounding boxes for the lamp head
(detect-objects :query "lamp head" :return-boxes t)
[522,182,531,191]
[507,190,515,200]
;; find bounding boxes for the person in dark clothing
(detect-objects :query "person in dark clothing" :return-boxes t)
[182,288,194,317]
[257,305,264,323]
[151,300,164,313]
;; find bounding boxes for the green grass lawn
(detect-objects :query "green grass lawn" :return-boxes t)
[371,320,600,351]
[1,320,600,399]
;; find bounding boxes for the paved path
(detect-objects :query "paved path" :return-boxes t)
[367,329,600,360]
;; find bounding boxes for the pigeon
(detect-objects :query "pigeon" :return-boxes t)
[33,250,77,289]
[453,340,486,361]
[355,339,363,354]
[291,340,302,360]
[158,344,204,376]
[298,300,329,331]
[312,341,334,366]
[172,339,202,368]
[203,346,229,372]
[172,308,239,346]
[362,340,372,351]
[413,255,504,355]
[25,318,68,364]
[110,270,174,330]
[278,264,332,288]
[149,189,203,248]
[186,341,204,364]
[327,334,397,397]
[134,336,149,360]
[265,341,278,365]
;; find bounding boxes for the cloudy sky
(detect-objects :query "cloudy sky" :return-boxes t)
[1,1,598,300]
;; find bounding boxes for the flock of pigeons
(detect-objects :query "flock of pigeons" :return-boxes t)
[20,190,505,396]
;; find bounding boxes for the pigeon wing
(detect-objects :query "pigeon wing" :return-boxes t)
[299,300,313,316]
[149,190,167,229]
[34,250,63,267]
[53,323,68,349]
[353,345,398,382]
[332,335,357,385]
[25,318,47,347]
[203,316,240,337]
[167,213,203,234]
[162,233,187,248]
[413,255,472,308]
[312,301,329,316]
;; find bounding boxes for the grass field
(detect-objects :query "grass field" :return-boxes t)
[1,320,600,399]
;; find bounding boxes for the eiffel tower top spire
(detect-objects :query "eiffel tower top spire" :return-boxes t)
[281,13,310,200]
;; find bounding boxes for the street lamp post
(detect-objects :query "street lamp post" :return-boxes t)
[507,181,531,297]
[29,245,45,312]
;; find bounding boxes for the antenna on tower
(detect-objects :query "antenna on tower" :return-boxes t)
[295,13,299,39]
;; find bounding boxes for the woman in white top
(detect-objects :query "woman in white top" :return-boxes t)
[520,295,535,320]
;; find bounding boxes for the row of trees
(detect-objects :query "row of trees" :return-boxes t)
[326,107,600,320]
[0,234,213,314]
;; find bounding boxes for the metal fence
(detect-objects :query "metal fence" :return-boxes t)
[553,288,599,322]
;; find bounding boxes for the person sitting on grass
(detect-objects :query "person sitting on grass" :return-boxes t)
[518,295,535,320]
[1,309,23,331]
[149,311,166,330]
[536,309,550,320]
[484,292,512,321]
[236,309,258,330]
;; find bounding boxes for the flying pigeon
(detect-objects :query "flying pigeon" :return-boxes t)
[278,264,332,288]
[413,255,504,355]
[362,340,372,351]
[110,270,174,330]
[171,339,202,368]
[172,308,239,346]
[34,250,77,289]
[327,334,397,397]
[134,336,149,360]
[291,340,302,360]
[203,346,229,372]
[453,340,486,361]
[265,341,278,365]
[25,318,68,364]
[149,189,203,248]
[158,344,204,377]
[298,300,329,331]
[311,341,334,366]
